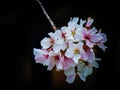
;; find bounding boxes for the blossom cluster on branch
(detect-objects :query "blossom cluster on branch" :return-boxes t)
[33,17,107,83]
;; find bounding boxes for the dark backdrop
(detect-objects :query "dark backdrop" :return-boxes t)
[2,0,119,89]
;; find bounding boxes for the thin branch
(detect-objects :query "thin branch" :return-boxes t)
[35,0,57,30]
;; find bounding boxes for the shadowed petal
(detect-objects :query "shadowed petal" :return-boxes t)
[64,67,75,76]
[65,73,76,83]
[91,61,99,68]
[77,72,86,82]
[84,66,93,76]
[63,57,76,70]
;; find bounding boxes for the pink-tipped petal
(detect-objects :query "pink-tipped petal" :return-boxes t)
[63,57,76,70]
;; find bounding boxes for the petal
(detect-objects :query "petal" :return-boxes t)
[40,37,51,49]
[100,33,107,42]
[48,32,55,39]
[80,19,86,26]
[69,17,79,24]
[81,27,88,37]
[68,42,75,49]
[95,58,101,61]
[91,61,99,68]
[77,42,84,48]
[54,30,62,39]
[47,58,55,70]
[74,33,83,41]
[56,61,63,71]
[72,17,79,23]
[98,43,107,51]
[80,48,85,54]
[67,58,76,67]
[73,54,81,64]
[35,54,44,63]
[77,61,85,72]
[65,73,76,83]
[65,48,74,58]
[42,60,49,66]
[63,58,76,70]
[66,29,74,40]
[89,27,97,35]
[84,66,93,76]
[90,34,103,42]
[33,48,42,56]
[81,53,88,60]
[77,72,86,82]
[86,49,95,62]
[86,18,94,27]
[61,42,68,51]
[61,26,67,32]
[53,44,61,53]
[86,40,94,48]
[48,51,55,56]
[64,67,75,76]
[55,38,64,45]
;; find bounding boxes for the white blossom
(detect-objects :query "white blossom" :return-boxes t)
[33,17,107,83]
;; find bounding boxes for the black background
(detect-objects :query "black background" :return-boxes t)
[2,0,119,89]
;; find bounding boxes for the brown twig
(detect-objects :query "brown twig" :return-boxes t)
[35,0,57,30]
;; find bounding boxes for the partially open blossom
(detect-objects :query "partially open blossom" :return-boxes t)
[41,30,65,53]
[85,17,94,28]
[96,31,107,51]
[33,17,107,83]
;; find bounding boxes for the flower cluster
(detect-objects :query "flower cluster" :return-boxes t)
[33,17,107,83]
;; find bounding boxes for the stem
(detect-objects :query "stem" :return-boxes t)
[35,0,57,30]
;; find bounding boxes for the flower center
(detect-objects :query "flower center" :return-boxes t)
[83,45,89,51]
[71,29,76,37]
[62,33,66,39]
[54,55,60,61]
[74,48,79,54]
[50,38,54,44]
[44,54,49,59]
[84,35,90,40]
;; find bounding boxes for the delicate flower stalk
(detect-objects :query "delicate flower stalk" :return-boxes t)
[35,0,57,30]
[33,1,107,84]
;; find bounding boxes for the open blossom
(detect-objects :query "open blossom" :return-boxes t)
[65,42,85,64]
[65,17,79,40]
[41,30,66,53]
[33,17,107,83]
[79,27,103,48]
